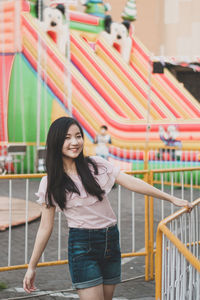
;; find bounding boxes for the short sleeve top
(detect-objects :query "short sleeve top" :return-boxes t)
[35,156,120,229]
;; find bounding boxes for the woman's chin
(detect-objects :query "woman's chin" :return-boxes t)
[63,152,80,159]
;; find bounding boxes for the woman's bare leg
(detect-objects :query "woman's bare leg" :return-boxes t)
[103,284,116,300]
[78,284,104,300]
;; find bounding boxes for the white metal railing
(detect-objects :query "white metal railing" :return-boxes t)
[0,172,148,274]
[0,168,199,285]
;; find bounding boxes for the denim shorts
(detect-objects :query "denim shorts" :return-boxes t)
[68,224,121,289]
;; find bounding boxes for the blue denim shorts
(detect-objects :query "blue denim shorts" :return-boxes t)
[68,224,121,289]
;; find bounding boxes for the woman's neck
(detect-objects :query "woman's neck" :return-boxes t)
[63,157,77,174]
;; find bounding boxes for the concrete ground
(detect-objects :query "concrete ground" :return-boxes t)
[0,178,199,300]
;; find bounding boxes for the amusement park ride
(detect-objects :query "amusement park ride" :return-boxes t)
[0,0,200,173]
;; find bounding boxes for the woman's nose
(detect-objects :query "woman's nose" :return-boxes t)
[71,137,78,145]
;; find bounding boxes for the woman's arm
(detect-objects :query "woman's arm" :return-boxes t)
[116,171,192,210]
[23,204,56,293]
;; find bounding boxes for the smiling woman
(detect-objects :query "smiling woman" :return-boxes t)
[45,117,105,211]
[23,117,192,300]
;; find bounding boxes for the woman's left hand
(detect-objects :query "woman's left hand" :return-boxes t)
[172,197,193,212]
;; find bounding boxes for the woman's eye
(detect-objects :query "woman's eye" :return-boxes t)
[77,135,82,139]
[65,136,70,140]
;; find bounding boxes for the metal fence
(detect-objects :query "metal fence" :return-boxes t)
[0,171,150,278]
[0,168,199,287]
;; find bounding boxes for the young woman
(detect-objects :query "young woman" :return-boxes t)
[23,117,192,300]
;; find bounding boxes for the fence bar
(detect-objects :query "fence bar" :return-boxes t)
[144,175,149,280]
[117,184,121,245]
[8,180,12,266]
[131,192,135,252]
[25,179,29,264]
[149,171,154,280]
[58,212,62,260]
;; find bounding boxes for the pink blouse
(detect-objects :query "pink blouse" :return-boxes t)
[35,156,120,229]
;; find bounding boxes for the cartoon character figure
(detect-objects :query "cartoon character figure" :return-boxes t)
[81,0,111,18]
[159,125,182,147]
[36,2,68,55]
[33,1,69,55]
[159,125,182,160]
[100,15,132,64]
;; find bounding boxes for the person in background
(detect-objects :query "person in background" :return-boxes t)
[94,125,112,160]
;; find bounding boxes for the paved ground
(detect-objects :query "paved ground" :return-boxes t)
[0,178,199,300]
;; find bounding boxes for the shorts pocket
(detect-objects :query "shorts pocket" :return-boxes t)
[70,242,91,262]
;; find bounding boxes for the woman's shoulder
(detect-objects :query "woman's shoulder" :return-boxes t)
[88,156,119,174]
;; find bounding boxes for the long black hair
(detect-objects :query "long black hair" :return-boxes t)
[45,117,105,210]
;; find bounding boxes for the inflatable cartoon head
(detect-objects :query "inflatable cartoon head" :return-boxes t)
[104,16,131,45]
[43,4,65,31]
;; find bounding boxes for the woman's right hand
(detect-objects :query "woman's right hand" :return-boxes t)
[23,268,37,293]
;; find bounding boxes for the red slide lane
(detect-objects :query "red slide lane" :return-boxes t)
[0,54,15,142]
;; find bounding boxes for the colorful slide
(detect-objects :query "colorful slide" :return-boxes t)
[1,1,200,171]
[21,13,200,140]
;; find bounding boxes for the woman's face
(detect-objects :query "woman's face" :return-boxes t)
[62,124,84,159]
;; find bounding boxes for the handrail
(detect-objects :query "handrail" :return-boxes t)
[0,170,149,179]
[0,173,45,179]
[151,166,200,174]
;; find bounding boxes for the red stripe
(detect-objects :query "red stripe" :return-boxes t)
[0,54,15,142]
[71,36,144,119]
[69,11,99,26]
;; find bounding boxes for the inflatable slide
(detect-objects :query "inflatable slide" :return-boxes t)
[0,0,200,171]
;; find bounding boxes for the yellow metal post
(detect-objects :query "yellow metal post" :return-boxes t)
[149,171,154,280]
[144,173,150,280]
[155,226,163,300]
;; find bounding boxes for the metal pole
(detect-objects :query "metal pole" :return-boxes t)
[144,56,152,169]
[64,0,72,116]
[36,0,42,150]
